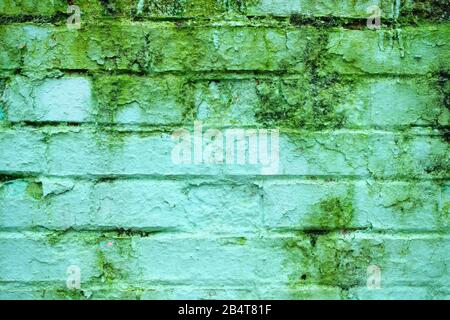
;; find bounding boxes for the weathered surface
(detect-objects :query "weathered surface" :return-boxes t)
[0,0,449,300]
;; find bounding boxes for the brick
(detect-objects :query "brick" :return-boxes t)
[368,133,449,178]
[247,0,396,18]
[91,74,189,125]
[349,286,450,300]
[194,77,449,128]
[3,75,189,124]
[5,76,92,123]
[0,0,397,19]
[0,232,98,282]
[326,25,450,75]
[0,178,263,232]
[0,0,448,300]
[134,232,450,287]
[2,178,447,233]
[43,129,448,177]
[0,283,343,300]
[4,75,448,128]
[0,127,445,178]
[0,0,65,16]
[341,78,449,127]
[262,180,447,232]
[0,127,46,174]
[0,24,313,73]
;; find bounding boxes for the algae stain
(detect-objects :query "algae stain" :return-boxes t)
[97,250,123,284]
[45,230,67,246]
[254,29,352,130]
[94,233,134,284]
[143,0,184,16]
[313,237,385,289]
[309,195,355,230]
[54,288,88,300]
[26,181,43,200]
[282,233,385,298]
[281,188,385,298]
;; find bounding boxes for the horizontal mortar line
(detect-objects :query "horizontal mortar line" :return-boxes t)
[0,286,446,295]
[0,229,448,238]
[0,286,336,293]
[1,122,448,135]
[0,172,449,183]
[0,68,446,82]
[2,69,444,81]
[0,281,343,289]
[0,281,447,290]
[1,68,335,78]
[0,226,450,236]
[2,67,446,79]
[1,279,445,289]
[0,15,421,28]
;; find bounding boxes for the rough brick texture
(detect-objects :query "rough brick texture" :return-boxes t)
[0,0,449,300]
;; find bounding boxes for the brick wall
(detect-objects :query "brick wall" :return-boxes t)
[0,0,448,299]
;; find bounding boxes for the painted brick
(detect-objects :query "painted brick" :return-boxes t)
[194,77,449,128]
[0,127,46,174]
[133,232,450,287]
[2,178,447,233]
[0,178,262,232]
[0,0,65,15]
[3,75,188,124]
[0,24,313,73]
[4,76,92,122]
[0,0,397,19]
[262,180,447,232]
[1,128,444,177]
[54,130,434,177]
[4,75,448,128]
[247,0,396,18]
[326,26,450,75]
[0,232,98,282]
[1,0,449,300]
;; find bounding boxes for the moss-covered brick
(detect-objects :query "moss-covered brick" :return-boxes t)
[0,0,449,300]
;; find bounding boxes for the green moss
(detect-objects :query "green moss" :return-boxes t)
[441,201,450,220]
[93,127,126,151]
[54,288,88,300]
[93,232,135,284]
[314,237,385,289]
[26,181,43,200]
[92,75,134,124]
[424,155,450,178]
[0,78,5,121]
[282,186,384,297]
[45,230,67,245]
[436,71,449,121]
[221,237,247,245]
[140,0,185,16]
[283,232,385,297]
[306,189,355,230]
[96,249,123,284]
[400,0,449,22]
[99,0,118,15]
[254,30,351,130]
